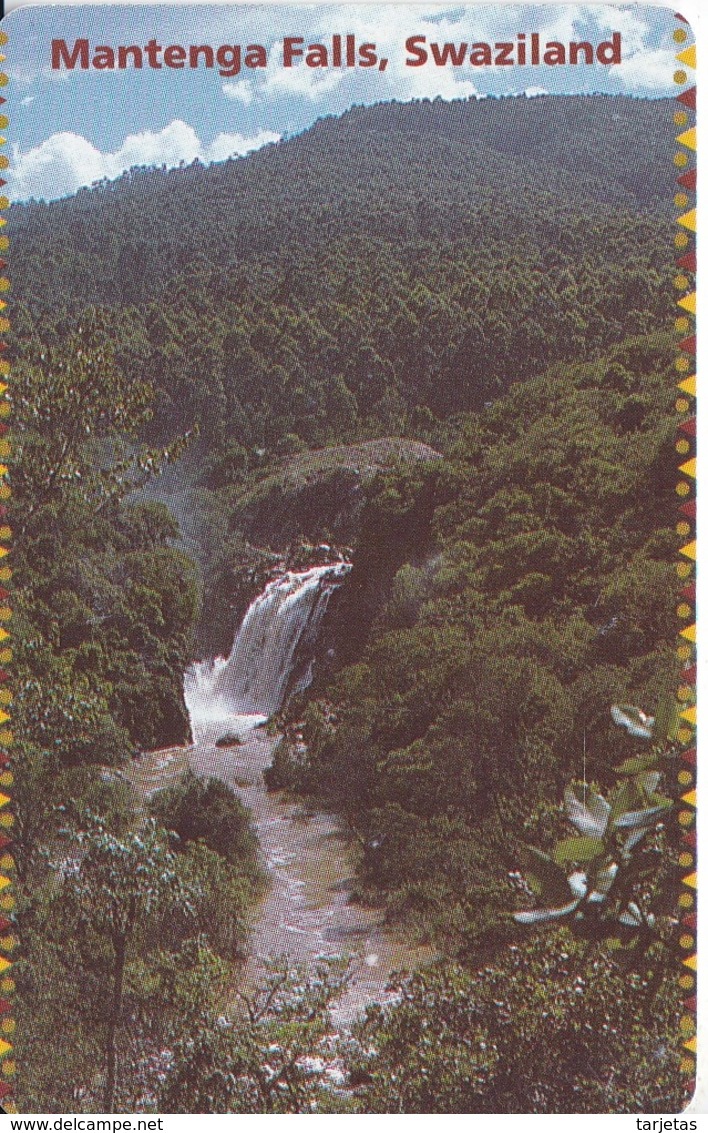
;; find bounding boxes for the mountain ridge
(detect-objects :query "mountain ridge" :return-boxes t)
[9,94,676,315]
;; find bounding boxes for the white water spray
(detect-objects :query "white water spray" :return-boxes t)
[184,563,350,738]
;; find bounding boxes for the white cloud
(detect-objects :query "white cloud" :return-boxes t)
[222,79,254,105]
[10,120,280,202]
[609,47,676,92]
[524,87,548,98]
[302,6,482,100]
[206,129,278,162]
[268,4,673,100]
[20,95,35,107]
[263,43,348,100]
[6,3,676,102]
[588,6,651,55]
[250,4,664,104]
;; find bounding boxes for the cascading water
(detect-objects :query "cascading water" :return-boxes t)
[176,557,430,1018]
[184,562,350,740]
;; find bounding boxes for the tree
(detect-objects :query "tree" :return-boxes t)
[150,772,259,871]
[12,312,195,582]
[349,935,686,1113]
[13,315,152,537]
[510,697,682,978]
[70,816,190,1112]
[161,960,348,1113]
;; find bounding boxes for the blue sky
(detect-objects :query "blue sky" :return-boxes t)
[4,3,679,201]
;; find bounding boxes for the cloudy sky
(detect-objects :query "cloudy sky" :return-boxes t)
[4,3,679,201]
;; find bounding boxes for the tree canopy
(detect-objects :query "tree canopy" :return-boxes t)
[8,93,688,1113]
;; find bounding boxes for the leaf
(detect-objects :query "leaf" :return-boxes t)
[610,704,654,740]
[618,902,643,928]
[553,836,605,865]
[609,780,641,823]
[518,845,572,905]
[513,900,580,925]
[622,828,649,856]
[591,862,618,897]
[613,755,660,775]
[652,691,681,744]
[567,871,589,900]
[635,771,661,797]
[614,803,671,830]
[649,794,673,810]
[564,786,611,839]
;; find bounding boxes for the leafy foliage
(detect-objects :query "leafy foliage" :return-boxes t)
[348,934,685,1113]
[161,960,348,1113]
[512,697,683,983]
[9,99,675,655]
[278,335,679,959]
[9,94,685,1113]
[150,771,260,872]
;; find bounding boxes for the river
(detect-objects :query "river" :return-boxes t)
[128,564,432,1025]
[130,718,432,1025]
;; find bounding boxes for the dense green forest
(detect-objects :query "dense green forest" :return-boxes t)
[11,95,675,461]
[271,333,680,947]
[8,95,689,1111]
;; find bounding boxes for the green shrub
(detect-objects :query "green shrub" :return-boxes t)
[150,771,259,872]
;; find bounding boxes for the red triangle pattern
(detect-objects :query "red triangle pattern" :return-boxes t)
[678,167,697,191]
[677,250,696,272]
[677,86,696,110]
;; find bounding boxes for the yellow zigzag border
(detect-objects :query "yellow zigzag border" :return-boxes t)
[0,25,14,1116]
[672,15,697,1090]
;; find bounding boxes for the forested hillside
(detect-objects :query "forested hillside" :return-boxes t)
[11,96,675,310]
[272,333,679,950]
[9,94,688,1111]
[11,96,675,456]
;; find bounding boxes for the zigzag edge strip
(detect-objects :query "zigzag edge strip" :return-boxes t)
[672,16,697,1091]
[0,24,13,1116]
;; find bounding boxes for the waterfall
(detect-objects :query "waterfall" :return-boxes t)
[184,563,350,736]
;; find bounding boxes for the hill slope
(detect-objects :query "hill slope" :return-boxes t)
[10,95,675,313]
[10,96,675,457]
